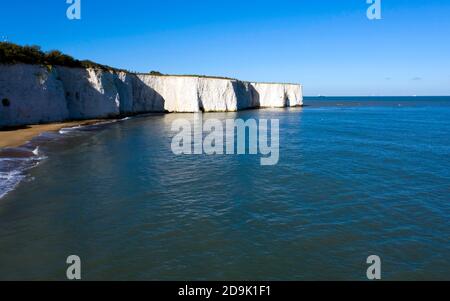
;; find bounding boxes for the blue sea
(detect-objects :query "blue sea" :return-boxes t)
[0,97,449,280]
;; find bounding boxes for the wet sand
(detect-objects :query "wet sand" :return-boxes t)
[0,120,103,148]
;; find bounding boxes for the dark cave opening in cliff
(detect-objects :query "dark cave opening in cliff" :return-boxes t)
[2,98,11,107]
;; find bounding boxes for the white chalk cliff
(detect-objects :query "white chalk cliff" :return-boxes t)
[0,64,303,127]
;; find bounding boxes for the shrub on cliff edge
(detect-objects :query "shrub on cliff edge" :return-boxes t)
[0,42,126,72]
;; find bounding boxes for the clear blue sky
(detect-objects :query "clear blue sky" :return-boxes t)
[1,0,449,96]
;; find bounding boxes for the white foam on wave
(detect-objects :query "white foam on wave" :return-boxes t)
[0,151,46,200]
[1,117,134,199]
[32,147,39,156]
[0,170,25,199]
[58,116,135,135]
[59,125,83,134]
[59,119,125,135]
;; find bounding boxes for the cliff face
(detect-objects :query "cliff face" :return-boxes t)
[0,64,303,127]
[0,65,69,126]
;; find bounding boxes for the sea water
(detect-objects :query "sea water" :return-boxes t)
[0,97,449,280]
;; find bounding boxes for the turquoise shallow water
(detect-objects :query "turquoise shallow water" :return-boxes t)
[0,97,449,280]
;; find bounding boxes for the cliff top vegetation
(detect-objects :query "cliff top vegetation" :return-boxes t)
[0,42,126,72]
[0,42,239,80]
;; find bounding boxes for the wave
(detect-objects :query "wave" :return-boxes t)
[0,169,25,199]
[59,117,133,135]
[0,147,46,200]
[1,117,136,199]
[32,147,39,156]
[59,125,83,134]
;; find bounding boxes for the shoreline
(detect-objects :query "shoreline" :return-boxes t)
[0,106,304,149]
[0,119,105,149]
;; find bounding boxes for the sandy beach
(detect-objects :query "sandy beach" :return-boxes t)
[0,120,103,149]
